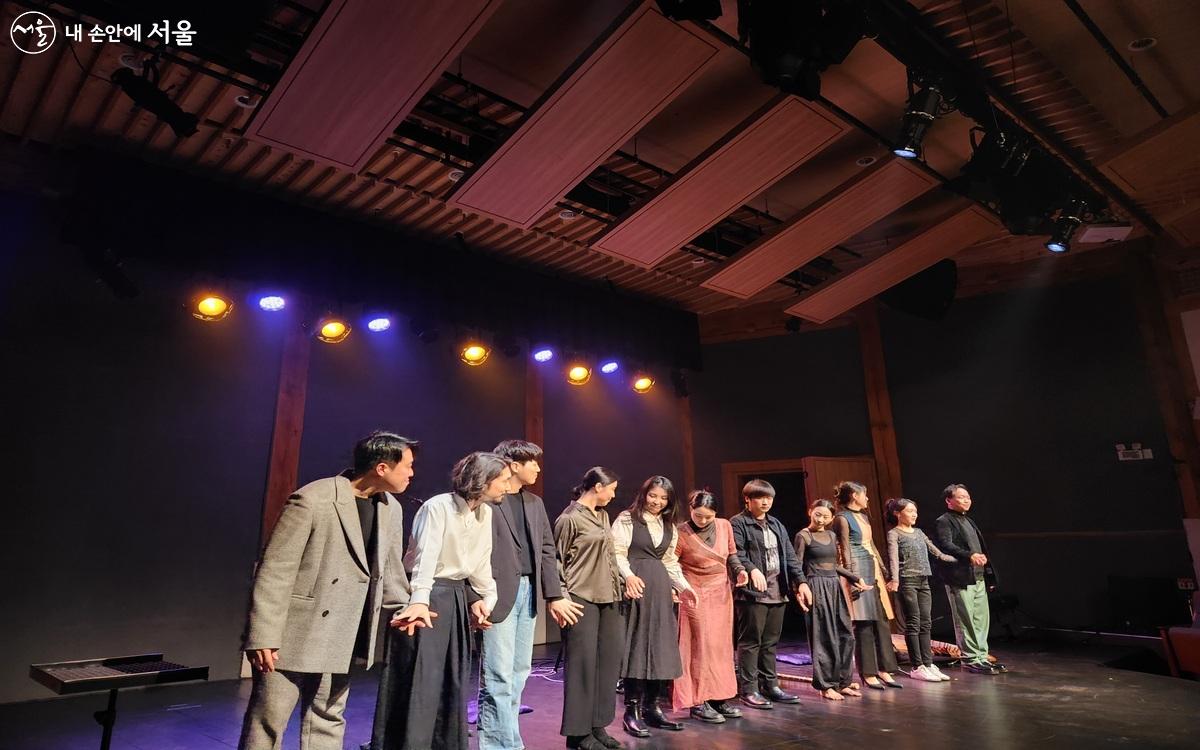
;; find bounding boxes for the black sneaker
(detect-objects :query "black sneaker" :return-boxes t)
[709,700,742,718]
[964,662,999,675]
[991,662,1010,673]
[690,703,725,724]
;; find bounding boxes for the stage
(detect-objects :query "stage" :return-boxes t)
[3,640,1198,750]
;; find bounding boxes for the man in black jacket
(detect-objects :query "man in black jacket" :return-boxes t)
[935,483,1007,675]
[730,479,812,709]
[475,440,586,750]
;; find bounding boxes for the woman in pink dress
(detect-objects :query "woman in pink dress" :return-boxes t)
[673,490,750,723]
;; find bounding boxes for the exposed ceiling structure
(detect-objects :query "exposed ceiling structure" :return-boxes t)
[1,0,1197,332]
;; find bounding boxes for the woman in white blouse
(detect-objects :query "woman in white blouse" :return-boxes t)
[612,475,697,738]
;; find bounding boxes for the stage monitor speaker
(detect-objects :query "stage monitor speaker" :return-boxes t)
[879,259,957,321]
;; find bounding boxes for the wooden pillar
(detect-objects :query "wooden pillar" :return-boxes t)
[679,393,696,492]
[1128,246,1200,519]
[526,358,545,498]
[260,320,312,546]
[855,301,904,508]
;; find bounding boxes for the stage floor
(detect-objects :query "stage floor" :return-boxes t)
[3,640,1198,749]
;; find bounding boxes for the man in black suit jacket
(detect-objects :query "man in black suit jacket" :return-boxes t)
[474,440,585,750]
[935,483,1007,675]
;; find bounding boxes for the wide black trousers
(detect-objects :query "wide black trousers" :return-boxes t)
[734,600,786,694]
[371,579,469,750]
[560,596,623,738]
[804,574,856,691]
[853,618,898,678]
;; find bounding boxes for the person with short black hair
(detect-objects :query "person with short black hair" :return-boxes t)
[475,440,584,750]
[239,431,418,750]
[370,452,511,750]
[555,467,626,750]
[729,478,810,709]
[935,484,1007,675]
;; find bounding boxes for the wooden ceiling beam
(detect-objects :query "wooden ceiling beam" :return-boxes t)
[447,3,720,227]
[591,94,847,268]
[245,0,503,172]
[701,158,940,300]
[786,204,1003,323]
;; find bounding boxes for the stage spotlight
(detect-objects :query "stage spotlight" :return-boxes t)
[741,0,869,100]
[316,317,351,343]
[632,374,655,393]
[367,316,392,332]
[600,360,620,374]
[192,293,232,321]
[461,343,490,366]
[533,347,555,363]
[894,82,945,160]
[111,66,199,138]
[1045,199,1086,254]
[567,364,592,386]
[258,295,286,312]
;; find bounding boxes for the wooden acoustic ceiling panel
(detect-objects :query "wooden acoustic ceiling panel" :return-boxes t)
[245,0,503,171]
[701,158,941,299]
[1098,103,1200,247]
[786,204,1003,323]
[591,95,848,268]
[448,3,721,227]
[1099,103,1200,197]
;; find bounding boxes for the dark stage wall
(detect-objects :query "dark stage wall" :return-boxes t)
[0,192,691,704]
[880,277,1194,632]
[0,194,282,704]
[689,326,875,501]
[542,364,685,522]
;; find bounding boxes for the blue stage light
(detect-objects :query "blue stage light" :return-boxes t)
[600,360,620,374]
[258,295,286,312]
[367,317,392,332]
[533,348,554,362]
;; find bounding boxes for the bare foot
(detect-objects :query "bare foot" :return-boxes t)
[821,688,845,701]
[840,686,862,698]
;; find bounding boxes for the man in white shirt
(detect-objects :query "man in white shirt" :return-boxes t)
[369,451,511,750]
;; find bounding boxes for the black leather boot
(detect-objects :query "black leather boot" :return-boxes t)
[622,680,650,738]
[641,681,684,731]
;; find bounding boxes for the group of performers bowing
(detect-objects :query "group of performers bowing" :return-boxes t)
[239,431,1005,750]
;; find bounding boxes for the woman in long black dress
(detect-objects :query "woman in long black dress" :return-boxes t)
[612,476,697,738]
[793,499,870,700]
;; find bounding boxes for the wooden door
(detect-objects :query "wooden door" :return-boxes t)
[800,455,888,565]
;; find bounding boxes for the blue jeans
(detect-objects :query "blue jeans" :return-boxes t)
[478,576,536,750]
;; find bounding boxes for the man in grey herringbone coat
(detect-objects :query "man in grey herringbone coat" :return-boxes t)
[238,431,419,750]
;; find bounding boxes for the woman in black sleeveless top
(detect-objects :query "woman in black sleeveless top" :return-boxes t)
[612,476,697,738]
[793,499,870,700]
